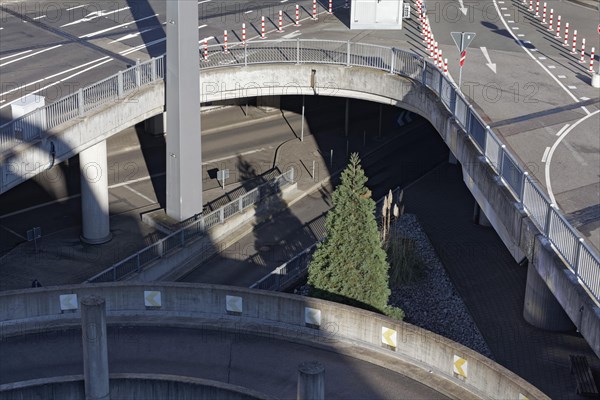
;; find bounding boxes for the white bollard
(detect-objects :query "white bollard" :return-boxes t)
[223,30,228,53]
[261,15,266,39]
[295,4,301,26]
[580,38,586,63]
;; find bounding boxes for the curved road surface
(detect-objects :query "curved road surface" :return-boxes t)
[0,326,449,400]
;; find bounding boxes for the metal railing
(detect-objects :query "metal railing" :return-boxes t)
[1,39,597,304]
[86,168,294,283]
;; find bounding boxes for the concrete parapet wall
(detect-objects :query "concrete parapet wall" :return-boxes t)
[0,283,549,399]
[0,374,273,400]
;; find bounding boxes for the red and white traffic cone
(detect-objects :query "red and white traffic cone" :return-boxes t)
[242,23,246,45]
[541,3,547,24]
[328,0,332,14]
[261,16,266,39]
[312,0,318,19]
[295,4,301,26]
[580,38,586,63]
[278,10,284,32]
[535,0,539,17]
[548,9,553,30]
[223,30,228,53]
[563,22,569,46]
[571,30,577,54]
[556,15,561,38]
[590,47,596,73]
[203,39,208,62]
[443,58,448,75]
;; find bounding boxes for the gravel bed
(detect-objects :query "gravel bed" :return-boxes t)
[295,213,493,359]
[387,214,494,359]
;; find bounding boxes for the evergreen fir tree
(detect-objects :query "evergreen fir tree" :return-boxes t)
[308,153,392,313]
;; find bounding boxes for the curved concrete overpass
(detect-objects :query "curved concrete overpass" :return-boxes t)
[0,283,548,399]
[1,42,599,358]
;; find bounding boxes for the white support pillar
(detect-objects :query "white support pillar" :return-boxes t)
[81,296,110,400]
[166,1,203,221]
[80,141,112,244]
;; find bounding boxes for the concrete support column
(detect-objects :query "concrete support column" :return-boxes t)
[81,296,110,400]
[166,1,202,221]
[472,202,491,227]
[80,140,112,244]
[144,112,165,136]
[523,263,575,331]
[297,361,324,400]
[448,151,458,165]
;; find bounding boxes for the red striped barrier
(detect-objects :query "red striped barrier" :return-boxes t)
[242,23,246,45]
[563,22,569,46]
[312,0,318,19]
[590,47,596,73]
[542,3,547,24]
[223,30,228,53]
[535,0,539,17]
[328,0,333,14]
[278,10,284,32]
[580,38,586,63]
[571,30,577,54]
[556,15,561,38]
[203,39,208,62]
[548,9,553,30]
[261,16,266,39]
[443,58,448,75]
[295,4,301,26]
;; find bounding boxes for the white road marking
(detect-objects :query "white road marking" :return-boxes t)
[60,7,131,27]
[517,34,525,37]
[0,58,113,110]
[492,0,589,115]
[0,45,62,68]
[503,13,511,16]
[119,38,165,56]
[508,20,514,23]
[541,146,551,162]
[198,24,207,29]
[110,24,165,43]
[244,10,254,14]
[282,30,302,39]
[0,56,110,99]
[66,4,88,11]
[557,75,566,78]
[580,97,590,101]
[568,85,577,89]
[538,56,546,60]
[512,27,519,30]
[501,7,508,10]
[123,185,155,203]
[548,65,556,69]
[556,124,570,136]
[32,15,46,20]
[0,50,32,61]
[198,0,212,3]
[79,14,159,38]
[545,112,599,203]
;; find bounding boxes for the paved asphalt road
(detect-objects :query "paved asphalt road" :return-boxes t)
[0,326,449,399]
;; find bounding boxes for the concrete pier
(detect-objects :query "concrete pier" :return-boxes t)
[297,361,324,400]
[80,140,112,244]
[81,296,110,400]
[523,263,575,332]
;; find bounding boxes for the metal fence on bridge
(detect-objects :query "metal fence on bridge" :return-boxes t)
[1,39,597,304]
[86,168,294,283]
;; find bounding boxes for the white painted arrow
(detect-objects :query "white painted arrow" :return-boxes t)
[480,46,497,73]
[458,0,468,15]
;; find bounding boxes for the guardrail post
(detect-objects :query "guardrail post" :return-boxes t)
[117,71,124,98]
[158,240,164,257]
[112,267,117,282]
[421,60,428,84]
[520,171,529,204]
[498,144,506,177]
[297,38,301,64]
[346,41,351,67]
[180,229,185,246]
[574,237,584,275]
[135,58,141,87]
[151,58,157,81]
[136,254,141,273]
[220,207,225,223]
[239,196,244,212]
[544,203,555,236]
[244,44,248,67]
[77,88,84,116]
[390,48,395,74]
